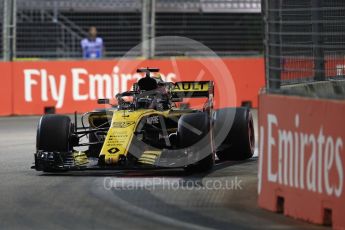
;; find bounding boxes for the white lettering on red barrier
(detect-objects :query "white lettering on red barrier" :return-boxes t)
[24,69,66,108]
[23,66,176,108]
[259,113,344,197]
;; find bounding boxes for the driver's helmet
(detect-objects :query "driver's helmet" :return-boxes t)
[152,73,164,86]
[153,73,168,95]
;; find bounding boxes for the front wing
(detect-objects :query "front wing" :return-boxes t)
[32,148,203,171]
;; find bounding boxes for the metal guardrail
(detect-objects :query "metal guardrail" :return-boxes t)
[16,0,261,13]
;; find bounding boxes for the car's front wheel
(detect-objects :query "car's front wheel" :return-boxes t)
[36,115,73,152]
[178,112,215,173]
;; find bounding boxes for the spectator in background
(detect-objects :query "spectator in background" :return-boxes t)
[81,26,104,59]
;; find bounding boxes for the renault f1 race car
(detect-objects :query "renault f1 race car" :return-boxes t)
[33,68,254,173]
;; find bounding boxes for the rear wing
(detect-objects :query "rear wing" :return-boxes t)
[170,81,214,98]
[132,80,214,98]
[137,67,159,78]
[137,67,160,73]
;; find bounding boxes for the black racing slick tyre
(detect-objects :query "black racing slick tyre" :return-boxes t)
[36,115,73,152]
[216,108,255,161]
[178,112,215,173]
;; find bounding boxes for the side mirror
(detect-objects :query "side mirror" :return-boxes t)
[97,99,110,104]
[171,97,183,102]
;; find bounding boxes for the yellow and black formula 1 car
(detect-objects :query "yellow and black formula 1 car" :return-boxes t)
[33,68,254,173]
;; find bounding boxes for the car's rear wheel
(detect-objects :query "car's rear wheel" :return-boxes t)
[36,115,73,152]
[216,108,254,161]
[178,112,215,173]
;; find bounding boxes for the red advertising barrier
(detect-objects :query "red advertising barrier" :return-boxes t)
[281,57,345,81]
[258,94,345,229]
[0,57,264,115]
[0,62,13,115]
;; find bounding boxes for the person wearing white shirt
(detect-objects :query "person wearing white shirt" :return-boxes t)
[81,26,104,59]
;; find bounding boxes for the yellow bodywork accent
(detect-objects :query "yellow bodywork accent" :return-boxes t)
[142,150,161,156]
[73,151,89,166]
[101,109,155,164]
[138,150,162,165]
[141,155,157,160]
[99,109,183,165]
[171,82,209,92]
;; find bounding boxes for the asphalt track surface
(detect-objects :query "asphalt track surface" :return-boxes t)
[0,111,329,230]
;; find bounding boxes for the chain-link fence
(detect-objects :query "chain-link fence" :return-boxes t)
[16,0,142,59]
[264,0,345,96]
[0,1,3,60]
[1,0,262,60]
[155,12,262,56]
